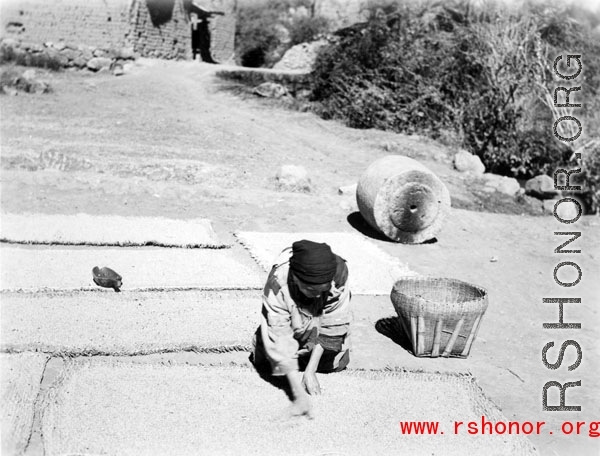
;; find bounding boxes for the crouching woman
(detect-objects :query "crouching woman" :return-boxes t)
[251,240,351,418]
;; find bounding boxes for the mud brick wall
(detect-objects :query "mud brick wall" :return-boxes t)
[205,0,235,63]
[129,0,191,59]
[0,0,131,49]
[1,0,236,61]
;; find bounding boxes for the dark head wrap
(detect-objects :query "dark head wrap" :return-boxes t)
[289,240,337,285]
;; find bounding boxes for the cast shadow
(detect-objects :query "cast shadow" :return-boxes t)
[248,352,294,401]
[346,211,438,244]
[375,316,413,353]
[346,212,390,242]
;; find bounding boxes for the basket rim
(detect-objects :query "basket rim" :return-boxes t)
[392,276,487,294]
[391,276,488,310]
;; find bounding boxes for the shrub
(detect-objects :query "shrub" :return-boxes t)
[308,0,600,211]
[312,3,459,133]
[235,0,330,68]
[288,15,330,45]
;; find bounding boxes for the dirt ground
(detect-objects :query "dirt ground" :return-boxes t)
[1,60,599,456]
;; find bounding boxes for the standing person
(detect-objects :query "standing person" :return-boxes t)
[251,240,352,418]
[190,1,224,63]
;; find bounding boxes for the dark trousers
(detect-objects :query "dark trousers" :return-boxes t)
[251,327,350,375]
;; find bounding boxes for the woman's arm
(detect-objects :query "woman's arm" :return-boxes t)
[302,344,324,395]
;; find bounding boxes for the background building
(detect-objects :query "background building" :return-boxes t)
[0,0,235,62]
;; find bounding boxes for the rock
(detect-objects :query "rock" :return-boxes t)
[338,184,357,195]
[453,150,485,174]
[481,173,520,196]
[43,48,69,66]
[108,46,136,60]
[78,45,94,61]
[112,62,125,76]
[525,175,560,200]
[273,40,329,72]
[61,48,80,62]
[54,41,67,51]
[22,69,36,80]
[72,56,88,68]
[117,46,136,60]
[15,70,50,94]
[276,165,312,192]
[24,42,44,52]
[2,85,18,96]
[543,198,581,221]
[86,57,113,72]
[288,5,310,19]
[253,82,288,98]
[273,24,291,45]
[339,199,356,212]
[497,177,520,196]
[93,48,107,57]
[1,38,20,49]
[28,79,50,94]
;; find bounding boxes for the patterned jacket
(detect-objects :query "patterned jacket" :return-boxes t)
[258,247,352,375]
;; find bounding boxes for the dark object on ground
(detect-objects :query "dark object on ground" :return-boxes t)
[92,266,122,292]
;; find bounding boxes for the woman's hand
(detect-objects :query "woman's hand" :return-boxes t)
[289,389,313,418]
[286,371,314,419]
[302,371,322,395]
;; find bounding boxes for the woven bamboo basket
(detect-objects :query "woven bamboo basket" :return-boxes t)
[391,277,488,358]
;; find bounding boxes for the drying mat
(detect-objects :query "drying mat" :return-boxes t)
[235,232,416,295]
[1,352,49,455]
[0,246,262,291]
[41,361,537,456]
[1,290,257,355]
[0,213,228,248]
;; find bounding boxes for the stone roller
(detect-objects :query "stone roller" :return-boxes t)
[356,155,451,244]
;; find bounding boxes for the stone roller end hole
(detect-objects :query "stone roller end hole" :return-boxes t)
[390,183,439,232]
